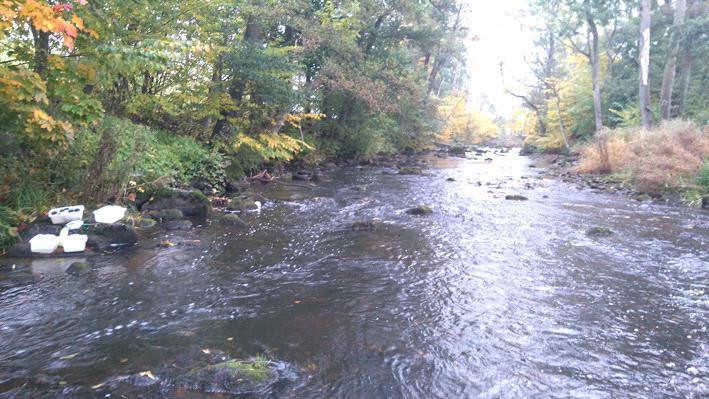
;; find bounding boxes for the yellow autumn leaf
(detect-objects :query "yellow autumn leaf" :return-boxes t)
[71,14,84,30]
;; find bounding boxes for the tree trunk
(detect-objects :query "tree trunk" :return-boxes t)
[639,0,653,130]
[676,52,692,116]
[31,27,50,79]
[84,127,119,203]
[428,6,461,93]
[554,93,570,151]
[212,15,264,139]
[659,0,687,119]
[587,16,603,133]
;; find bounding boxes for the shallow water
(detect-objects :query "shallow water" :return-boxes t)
[1,150,707,398]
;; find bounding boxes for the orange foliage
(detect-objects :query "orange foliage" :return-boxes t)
[1,0,94,49]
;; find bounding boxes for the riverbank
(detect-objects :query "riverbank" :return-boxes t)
[530,153,709,209]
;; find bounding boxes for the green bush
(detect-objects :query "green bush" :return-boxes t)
[0,206,19,254]
[696,161,709,190]
[55,117,226,193]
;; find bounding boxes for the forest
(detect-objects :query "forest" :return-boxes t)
[1,0,469,251]
[510,0,708,200]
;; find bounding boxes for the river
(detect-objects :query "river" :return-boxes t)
[0,150,707,398]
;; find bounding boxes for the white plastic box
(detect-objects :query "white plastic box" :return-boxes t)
[61,235,88,253]
[93,205,126,224]
[29,234,60,254]
[48,205,85,225]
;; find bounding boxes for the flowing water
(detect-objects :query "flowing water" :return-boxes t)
[0,150,707,398]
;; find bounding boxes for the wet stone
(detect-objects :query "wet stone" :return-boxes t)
[398,167,423,175]
[406,205,433,216]
[586,226,613,237]
[220,214,248,227]
[138,217,157,228]
[165,220,193,230]
[66,262,92,275]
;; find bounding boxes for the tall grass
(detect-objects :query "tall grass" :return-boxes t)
[576,120,709,194]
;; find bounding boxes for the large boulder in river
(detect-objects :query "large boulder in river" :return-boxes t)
[142,188,211,217]
[86,223,138,251]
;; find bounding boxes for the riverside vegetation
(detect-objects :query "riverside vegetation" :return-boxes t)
[0,0,476,254]
[509,1,708,203]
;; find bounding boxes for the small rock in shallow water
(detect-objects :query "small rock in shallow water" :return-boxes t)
[66,262,92,275]
[138,218,157,228]
[227,197,259,211]
[586,227,613,237]
[165,220,193,230]
[220,214,247,228]
[398,167,423,175]
[350,220,382,231]
[406,205,433,216]
[446,177,456,182]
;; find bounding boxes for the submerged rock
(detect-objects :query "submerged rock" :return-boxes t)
[98,357,294,397]
[292,171,312,181]
[227,197,259,211]
[350,220,382,231]
[505,195,528,201]
[138,217,157,228]
[171,358,291,396]
[398,167,423,175]
[66,261,92,275]
[220,214,248,227]
[165,220,193,230]
[142,188,212,217]
[406,205,433,216]
[586,226,613,237]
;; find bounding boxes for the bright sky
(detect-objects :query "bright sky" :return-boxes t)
[460,0,535,117]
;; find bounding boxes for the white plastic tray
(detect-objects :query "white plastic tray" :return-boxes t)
[48,205,85,225]
[29,234,60,254]
[93,205,126,224]
[61,234,88,253]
